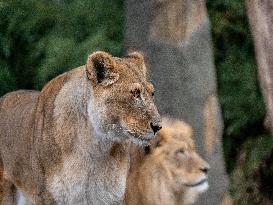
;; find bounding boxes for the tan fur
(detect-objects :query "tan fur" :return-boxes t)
[0,51,161,205]
[124,118,209,205]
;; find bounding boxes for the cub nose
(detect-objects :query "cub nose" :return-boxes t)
[150,122,162,134]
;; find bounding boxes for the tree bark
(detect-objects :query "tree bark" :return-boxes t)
[125,0,229,204]
[245,0,273,136]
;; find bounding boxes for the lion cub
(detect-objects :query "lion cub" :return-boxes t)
[0,51,161,205]
[124,118,210,205]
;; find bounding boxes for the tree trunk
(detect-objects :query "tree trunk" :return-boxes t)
[125,0,229,204]
[245,0,273,136]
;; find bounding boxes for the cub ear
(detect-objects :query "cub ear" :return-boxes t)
[149,129,167,152]
[86,51,119,86]
[126,51,147,77]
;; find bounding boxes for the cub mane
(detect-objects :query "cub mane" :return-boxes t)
[124,117,209,205]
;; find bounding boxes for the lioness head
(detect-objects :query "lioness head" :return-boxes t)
[86,51,161,144]
[150,118,210,204]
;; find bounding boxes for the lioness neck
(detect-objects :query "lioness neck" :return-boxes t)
[38,67,130,204]
[48,66,131,160]
[42,66,127,157]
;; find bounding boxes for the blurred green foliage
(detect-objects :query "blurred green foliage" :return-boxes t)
[0,0,124,94]
[207,1,267,172]
[230,135,273,204]
[207,1,273,203]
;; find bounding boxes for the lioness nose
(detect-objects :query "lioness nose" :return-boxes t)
[150,122,162,134]
[200,166,209,174]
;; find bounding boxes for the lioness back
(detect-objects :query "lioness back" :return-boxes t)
[0,90,40,176]
[0,90,43,204]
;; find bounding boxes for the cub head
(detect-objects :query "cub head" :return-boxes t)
[150,118,210,204]
[86,51,161,145]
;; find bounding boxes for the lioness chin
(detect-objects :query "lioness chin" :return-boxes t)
[0,51,161,205]
[124,117,209,205]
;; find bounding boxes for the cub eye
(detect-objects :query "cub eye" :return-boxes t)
[151,91,155,96]
[156,140,161,147]
[131,88,141,98]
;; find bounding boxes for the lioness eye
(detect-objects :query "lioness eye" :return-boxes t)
[131,88,141,98]
[178,149,185,154]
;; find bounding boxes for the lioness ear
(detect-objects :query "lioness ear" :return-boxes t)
[126,51,147,77]
[86,51,119,86]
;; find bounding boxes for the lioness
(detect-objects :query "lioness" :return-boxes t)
[124,118,209,205]
[0,51,161,205]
